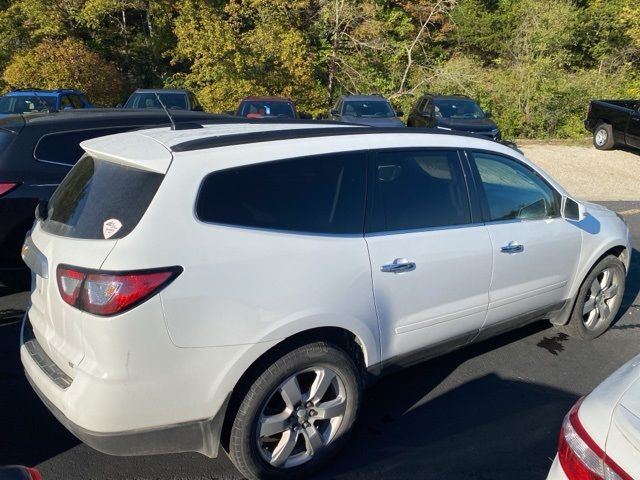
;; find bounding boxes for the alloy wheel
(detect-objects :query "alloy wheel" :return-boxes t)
[582,267,619,330]
[256,366,347,469]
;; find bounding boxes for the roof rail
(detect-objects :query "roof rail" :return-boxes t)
[170,123,502,153]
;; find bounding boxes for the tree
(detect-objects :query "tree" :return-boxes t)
[3,38,126,105]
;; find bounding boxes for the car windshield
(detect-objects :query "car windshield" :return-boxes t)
[342,100,395,118]
[0,95,57,114]
[125,93,188,110]
[434,99,485,119]
[239,101,295,118]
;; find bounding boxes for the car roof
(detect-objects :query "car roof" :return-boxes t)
[8,109,225,126]
[341,95,389,102]
[4,90,70,97]
[131,89,189,94]
[241,96,293,102]
[429,95,472,100]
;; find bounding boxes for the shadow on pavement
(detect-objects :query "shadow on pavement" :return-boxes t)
[318,322,576,480]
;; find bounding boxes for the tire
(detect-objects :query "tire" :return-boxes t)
[556,255,625,340]
[593,122,615,150]
[228,341,361,480]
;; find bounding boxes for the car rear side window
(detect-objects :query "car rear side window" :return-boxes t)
[470,151,560,221]
[367,149,471,233]
[42,156,163,239]
[34,128,137,166]
[197,153,367,234]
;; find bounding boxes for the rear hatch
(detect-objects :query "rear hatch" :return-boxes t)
[24,149,167,379]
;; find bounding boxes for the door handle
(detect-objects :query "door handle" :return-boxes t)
[380,258,416,274]
[500,241,524,254]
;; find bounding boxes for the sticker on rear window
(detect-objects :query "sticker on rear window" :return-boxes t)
[103,219,122,239]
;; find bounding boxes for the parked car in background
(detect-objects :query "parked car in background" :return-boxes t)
[0,89,94,116]
[21,121,630,480]
[407,94,501,141]
[0,109,224,284]
[329,94,404,127]
[122,89,203,111]
[547,352,640,480]
[234,96,311,119]
[585,99,640,151]
[0,466,42,479]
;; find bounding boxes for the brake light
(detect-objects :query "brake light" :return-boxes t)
[56,265,182,316]
[558,398,632,480]
[0,182,19,198]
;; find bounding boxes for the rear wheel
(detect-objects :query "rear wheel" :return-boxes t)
[228,342,361,480]
[556,255,625,339]
[593,123,615,150]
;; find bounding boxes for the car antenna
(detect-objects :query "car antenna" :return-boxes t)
[154,92,176,130]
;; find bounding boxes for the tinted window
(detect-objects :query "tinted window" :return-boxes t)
[0,95,56,114]
[434,99,484,119]
[197,153,366,234]
[126,93,188,110]
[368,150,471,232]
[69,95,84,109]
[343,100,394,118]
[43,156,163,239]
[472,151,560,221]
[35,128,138,166]
[60,96,72,110]
[239,101,295,118]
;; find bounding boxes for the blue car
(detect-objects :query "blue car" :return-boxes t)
[0,88,94,116]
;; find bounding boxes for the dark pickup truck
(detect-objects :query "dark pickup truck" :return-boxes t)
[585,99,640,151]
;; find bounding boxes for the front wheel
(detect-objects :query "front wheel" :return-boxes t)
[228,342,361,480]
[556,255,626,340]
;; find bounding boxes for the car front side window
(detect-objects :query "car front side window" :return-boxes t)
[470,151,560,222]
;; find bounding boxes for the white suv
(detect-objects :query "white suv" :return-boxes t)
[20,122,631,479]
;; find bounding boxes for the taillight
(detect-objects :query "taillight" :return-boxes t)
[558,398,632,480]
[56,265,182,316]
[0,181,19,198]
[27,467,42,480]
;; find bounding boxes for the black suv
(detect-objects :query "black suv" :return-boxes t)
[407,94,501,140]
[0,109,222,282]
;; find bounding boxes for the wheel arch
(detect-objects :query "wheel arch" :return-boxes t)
[219,326,370,452]
[555,244,629,326]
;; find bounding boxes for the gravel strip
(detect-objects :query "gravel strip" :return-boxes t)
[520,143,640,201]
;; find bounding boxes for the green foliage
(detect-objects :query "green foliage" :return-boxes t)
[0,0,637,137]
[3,38,126,105]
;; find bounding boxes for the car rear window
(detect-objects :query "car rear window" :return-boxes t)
[42,156,163,239]
[196,152,366,234]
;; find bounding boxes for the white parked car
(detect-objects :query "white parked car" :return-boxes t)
[547,353,640,480]
[20,122,631,479]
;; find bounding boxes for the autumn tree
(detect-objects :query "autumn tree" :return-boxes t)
[3,38,126,105]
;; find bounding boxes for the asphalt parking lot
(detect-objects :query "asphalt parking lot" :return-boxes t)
[1,200,639,480]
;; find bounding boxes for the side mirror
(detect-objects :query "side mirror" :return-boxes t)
[225,110,235,116]
[562,197,586,221]
[192,105,203,112]
[35,199,48,221]
[298,111,312,120]
[330,109,339,116]
[116,103,123,108]
[395,109,404,117]
[485,111,493,118]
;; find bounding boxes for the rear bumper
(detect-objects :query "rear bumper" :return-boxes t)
[20,314,228,458]
[24,365,228,457]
